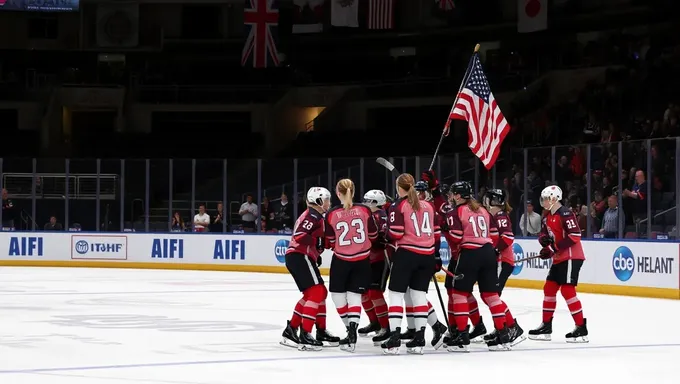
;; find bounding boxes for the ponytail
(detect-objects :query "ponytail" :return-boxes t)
[504,201,513,214]
[467,199,481,212]
[397,173,420,212]
[407,187,420,212]
[336,179,355,211]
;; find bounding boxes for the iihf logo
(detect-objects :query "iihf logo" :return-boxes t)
[274,239,289,264]
[612,246,635,282]
[511,243,524,275]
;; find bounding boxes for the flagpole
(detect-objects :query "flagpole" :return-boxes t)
[428,43,481,171]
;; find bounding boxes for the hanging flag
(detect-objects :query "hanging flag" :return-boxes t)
[448,54,510,170]
[368,0,394,29]
[331,0,358,27]
[242,0,281,68]
[435,0,455,11]
[517,0,547,33]
[292,0,325,33]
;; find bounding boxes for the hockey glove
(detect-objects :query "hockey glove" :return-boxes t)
[421,170,439,191]
[316,255,323,267]
[539,247,554,260]
[538,235,554,248]
[434,250,443,272]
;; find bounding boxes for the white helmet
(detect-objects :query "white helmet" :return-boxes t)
[307,187,331,206]
[363,189,387,206]
[540,185,563,207]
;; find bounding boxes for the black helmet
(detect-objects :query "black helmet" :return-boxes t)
[440,183,450,196]
[414,180,429,192]
[449,181,473,199]
[484,188,506,207]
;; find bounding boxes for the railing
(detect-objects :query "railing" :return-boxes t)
[0,138,677,238]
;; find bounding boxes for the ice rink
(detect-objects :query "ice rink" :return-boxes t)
[1,267,679,384]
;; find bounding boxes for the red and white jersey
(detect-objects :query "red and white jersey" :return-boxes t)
[387,197,440,255]
[493,210,515,266]
[445,204,499,250]
[325,204,378,261]
[369,208,388,263]
[540,205,585,264]
[286,208,326,263]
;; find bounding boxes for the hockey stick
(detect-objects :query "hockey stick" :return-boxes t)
[376,157,453,330]
[516,254,545,263]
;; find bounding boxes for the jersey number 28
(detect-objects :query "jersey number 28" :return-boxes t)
[336,219,366,246]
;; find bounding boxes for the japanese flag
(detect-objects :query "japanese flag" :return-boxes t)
[517,0,547,33]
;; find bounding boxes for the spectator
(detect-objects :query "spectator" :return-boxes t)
[44,216,63,231]
[260,197,273,231]
[600,195,622,238]
[623,170,647,223]
[1,188,16,229]
[171,212,186,232]
[519,200,541,237]
[271,193,293,231]
[238,194,258,231]
[210,203,226,233]
[193,204,210,232]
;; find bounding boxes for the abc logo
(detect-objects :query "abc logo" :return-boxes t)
[612,246,635,282]
[511,243,523,275]
[75,240,89,254]
[440,239,450,266]
[274,239,289,263]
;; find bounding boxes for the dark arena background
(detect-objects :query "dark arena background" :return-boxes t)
[0,0,679,381]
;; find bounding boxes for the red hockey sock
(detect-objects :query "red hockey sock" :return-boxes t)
[504,306,516,327]
[467,295,481,326]
[451,290,469,331]
[290,298,305,329]
[560,284,584,326]
[542,280,559,323]
[361,293,378,323]
[447,290,455,326]
[316,300,327,330]
[481,292,508,330]
[301,285,326,333]
[369,289,389,329]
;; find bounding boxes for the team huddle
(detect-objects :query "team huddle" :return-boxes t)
[280,170,589,354]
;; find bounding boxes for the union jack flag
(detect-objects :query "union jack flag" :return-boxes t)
[242,0,280,68]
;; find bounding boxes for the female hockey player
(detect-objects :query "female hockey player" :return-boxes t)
[356,190,391,341]
[378,173,440,355]
[481,188,525,345]
[528,185,588,343]
[443,181,522,352]
[281,187,340,351]
[325,179,378,352]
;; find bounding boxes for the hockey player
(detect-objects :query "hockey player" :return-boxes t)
[281,187,341,351]
[482,189,525,345]
[443,181,522,352]
[325,179,378,352]
[357,189,391,341]
[528,185,588,343]
[378,173,440,355]
[392,180,447,350]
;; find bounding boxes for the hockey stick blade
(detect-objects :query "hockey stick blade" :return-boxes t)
[376,157,400,176]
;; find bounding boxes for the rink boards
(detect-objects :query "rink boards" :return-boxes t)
[0,232,678,300]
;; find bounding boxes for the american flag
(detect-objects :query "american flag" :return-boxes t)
[242,0,280,68]
[448,54,509,170]
[368,0,394,30]
[436,0,455,11]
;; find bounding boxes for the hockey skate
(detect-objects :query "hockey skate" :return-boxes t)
[430,321,447,350]
[280,321,300,348]
[486,326,512,351]
[358,321,381,337]
[528,319,553,341]
[298,330,323,351]
[371,327,390,346]
[565,319,589,343]
[399,328,416,341]
[381,328,402,355]
[446,326,470,353]
[316,328,340,347]
[507,319,526,347]
[469,317,488,343]
[339,323,358,352]
[406,327,426,355]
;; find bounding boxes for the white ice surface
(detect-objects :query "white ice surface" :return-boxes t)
[1,267,679,384]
